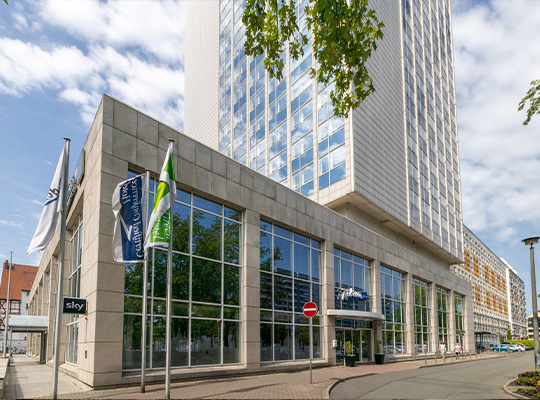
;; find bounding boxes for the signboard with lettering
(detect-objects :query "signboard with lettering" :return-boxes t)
[339,288,368,301]
[63,297,87,314]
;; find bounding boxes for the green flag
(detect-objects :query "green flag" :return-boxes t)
[145,142,176,249]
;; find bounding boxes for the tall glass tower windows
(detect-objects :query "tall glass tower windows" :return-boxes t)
[259,220,322,362]
[413,278,431,352]
[122,173,242,370]
[66,212,83,365]
[318,83,346,190]
[436,286,449,347]
[333,249,371,312]
[380,266,406,355]
[291,99,314,196]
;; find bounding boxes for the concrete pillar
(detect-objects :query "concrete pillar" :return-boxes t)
[448,289,456,350]
[243,210,260,372]
[463,294,475,352]
[430,283,438,352]
[322,241,335,366]
[405,273,415,356]
[371,260,382,352]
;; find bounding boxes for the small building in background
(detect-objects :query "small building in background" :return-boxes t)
[528,312,540,340]
[0,260,38,353]
[501,258,527,340]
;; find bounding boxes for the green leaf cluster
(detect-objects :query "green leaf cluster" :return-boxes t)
[519,79,540,126]
[243,0,384,118]
[3,0,8,5]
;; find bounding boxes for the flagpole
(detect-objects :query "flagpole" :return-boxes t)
[52,138,70,400]
[141,170,150,393]
[3,251,12,358]
[165,139,174,399]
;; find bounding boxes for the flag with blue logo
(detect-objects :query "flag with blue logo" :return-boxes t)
[112,174,147,262]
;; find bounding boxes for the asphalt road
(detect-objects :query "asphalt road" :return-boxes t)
[330,351,531,399]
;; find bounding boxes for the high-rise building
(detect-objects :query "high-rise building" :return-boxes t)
[185,0,464,263]
[502,259,527,339]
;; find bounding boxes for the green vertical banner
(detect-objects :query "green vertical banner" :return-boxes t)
[144,142,176,249]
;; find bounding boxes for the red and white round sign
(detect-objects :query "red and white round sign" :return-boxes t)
[303,302,318,318]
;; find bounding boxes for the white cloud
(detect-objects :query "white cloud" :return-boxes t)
[453,0,540,243]
[0,220,23,227]
[0,0,184,128]
[44,160,52,166]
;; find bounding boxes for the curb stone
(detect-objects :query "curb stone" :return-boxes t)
[324,373,377,399]
[503,378,531,399]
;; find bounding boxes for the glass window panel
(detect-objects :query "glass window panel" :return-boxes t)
[224,264,240,305]
[152,316,167,368]
[191,258,222,304]
[274,324,293,361]
[223,320,240,364]
[261,323,273,361]
[341,260,352,289]
[124,263,144,296]
[153,299,166,315]
[224,220,240,264]
[171,253,189,301]
[171,317,189,367]
[260,272,273,310]
[312,283,321,310]
[224,206,240,221]
[260,231,272,272]
[224,306,240,320]
[311,249,320,282]
[274,237,292,276]
[274,275,293,311]
[294,325,310,359]
[122,314,146,370]
[124,296,143,314]
[192,210,222,261]
[153,250,167,299]
[171,301,189,317]
[294,279,310,313]
[191,318,221,365]
[294,243,310,280]
[193,195,222,215]
[274,225,292,239]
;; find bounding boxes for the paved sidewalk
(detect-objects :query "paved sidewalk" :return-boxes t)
[34,352,503,399]
[3,355,92,399]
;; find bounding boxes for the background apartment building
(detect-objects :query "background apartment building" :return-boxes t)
[452,226,510,344]
[502,258,527,340]
[0,261,37,353]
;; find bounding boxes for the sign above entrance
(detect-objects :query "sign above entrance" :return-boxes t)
[339,288,368,301]
[303,302,318,318]
[63,297,87,314]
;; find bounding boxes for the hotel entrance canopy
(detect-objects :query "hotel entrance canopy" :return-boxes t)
[327,310,385,320]
[8,315,48,333]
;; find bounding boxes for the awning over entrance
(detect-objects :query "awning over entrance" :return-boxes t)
[8,315,48,333]
[326,309,385,320]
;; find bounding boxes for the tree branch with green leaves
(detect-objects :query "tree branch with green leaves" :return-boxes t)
[519,79,540,126]
[3,0,8,5]
[243,0,384,119]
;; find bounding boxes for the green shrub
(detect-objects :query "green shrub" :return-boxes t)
[517,377,538,386]
[510,339,534,348]
[520,371,540,379]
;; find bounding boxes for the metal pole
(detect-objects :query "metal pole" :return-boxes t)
[52,138,70,400]
[141,171,150,393]
[3,252,13,358]
[165,139,174,399]
[530,243,540,371]
[309,316,313,384]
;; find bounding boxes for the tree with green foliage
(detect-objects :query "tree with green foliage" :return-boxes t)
[243,0,384,119]
[519,80,540,125]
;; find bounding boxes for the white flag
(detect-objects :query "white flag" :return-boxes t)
[27,144,67,255]
[145,142,176,249]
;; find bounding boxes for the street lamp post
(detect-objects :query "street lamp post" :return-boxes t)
[523,236,540,371]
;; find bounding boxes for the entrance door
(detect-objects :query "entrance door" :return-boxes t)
[362,330,372,362]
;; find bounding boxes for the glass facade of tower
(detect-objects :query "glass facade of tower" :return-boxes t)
[218,0,347,197]
[402,0,462,254]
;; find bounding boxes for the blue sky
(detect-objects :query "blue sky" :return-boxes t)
[0,0,539,316]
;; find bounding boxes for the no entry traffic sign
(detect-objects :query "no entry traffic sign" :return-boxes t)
[303,302,318,318]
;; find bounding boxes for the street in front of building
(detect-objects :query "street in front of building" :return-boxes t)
[330,351,530,399]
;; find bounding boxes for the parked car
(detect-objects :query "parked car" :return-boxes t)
[492,344,508,351]
[503,343,522,352]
